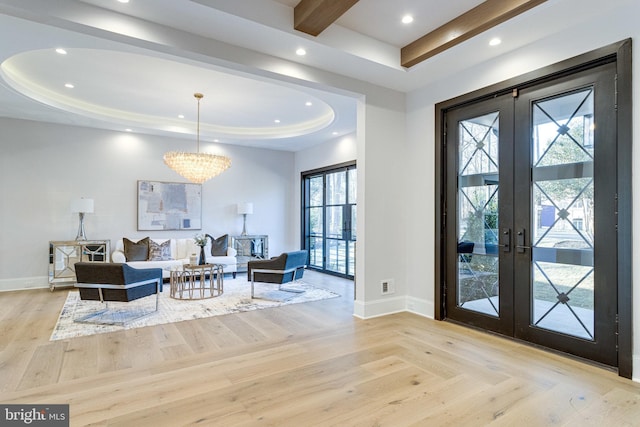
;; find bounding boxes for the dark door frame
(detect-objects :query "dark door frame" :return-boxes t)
[301,160,357,279]
[434,39,632,378]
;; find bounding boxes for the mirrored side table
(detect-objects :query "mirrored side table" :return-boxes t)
[231,235,268,273]
[49,240,110,291]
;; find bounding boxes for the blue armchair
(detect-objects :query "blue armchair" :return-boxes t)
[247,250,308,298]
[74,262,163,325]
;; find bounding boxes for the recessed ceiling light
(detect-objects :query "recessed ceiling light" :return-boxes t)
[274,119,281,124]
[125,128,132,132]
[64,83,74,88]
[489,37,502,46]
[296,48,306,56]
[305,101,312,107]
[55,48,67,55]
[401,15,414,24]
[213,139,220,143]
[178,114,184,119]
[332,131,339,135]
[117,0,130,3]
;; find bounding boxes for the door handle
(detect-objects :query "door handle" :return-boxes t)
[516,229,531,253]
[501,228,511,253]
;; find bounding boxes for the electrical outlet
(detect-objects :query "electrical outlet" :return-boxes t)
[381,278,395,295]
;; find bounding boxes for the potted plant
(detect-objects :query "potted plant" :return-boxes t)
[193,234,208,265]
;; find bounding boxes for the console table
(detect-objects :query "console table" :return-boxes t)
[231,235,268,273]
[49,240,111,291]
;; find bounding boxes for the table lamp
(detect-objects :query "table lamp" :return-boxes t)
[237,202,253,236]
[71,198,94,240]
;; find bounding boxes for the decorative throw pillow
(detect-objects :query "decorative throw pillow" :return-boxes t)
[148,239,172,261]
[207,234,228,256]
[123,237,149,261]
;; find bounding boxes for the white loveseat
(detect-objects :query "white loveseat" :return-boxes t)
[111,237,237,279]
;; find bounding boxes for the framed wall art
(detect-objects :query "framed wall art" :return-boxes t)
[137,180,202,230]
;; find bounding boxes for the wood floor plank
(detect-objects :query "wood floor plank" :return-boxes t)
[421,377,545,426]
[169,318,217,353]
[58,335,99,382]
[67,365,234,425]
[489,380,600,426]
[190,315,244,351]
[96,330,132,374]
[103,394,251,427]
[230,309,291,340]
[159,343,193,361]
[562,386,640,426]
[0,343,38,393]
[150,321,188,349]
[124,326,167,368]
[216,312,268,344]
[16,340,68,390]
[0,291,33,350]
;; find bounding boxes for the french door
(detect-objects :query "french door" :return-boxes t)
[302,163,356,278]
[444,62,618,366]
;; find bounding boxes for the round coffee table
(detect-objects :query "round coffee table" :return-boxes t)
[169,264,224,299]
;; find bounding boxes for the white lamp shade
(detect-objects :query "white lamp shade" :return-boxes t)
[70,198,94,213]
[237,202,253,215]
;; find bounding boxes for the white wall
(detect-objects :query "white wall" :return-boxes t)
[404,3,640,377]
[0,118,295,290]
[295,132,357,174]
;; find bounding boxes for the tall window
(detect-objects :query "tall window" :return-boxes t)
[302,162,356,278]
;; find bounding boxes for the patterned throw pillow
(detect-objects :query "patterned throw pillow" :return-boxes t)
[148,239,172,261]
[207,234,228,256]
[123,237,149,261]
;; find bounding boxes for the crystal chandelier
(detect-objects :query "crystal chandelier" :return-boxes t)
[164,93,231,184]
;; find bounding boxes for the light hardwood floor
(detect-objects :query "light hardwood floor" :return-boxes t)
[1,270,639,426]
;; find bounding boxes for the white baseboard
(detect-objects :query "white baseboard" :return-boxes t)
[632,356,640,383]
[405,296,434,319]
[0,276,49,292]
[353,295,433,319]
[353,296,405,319]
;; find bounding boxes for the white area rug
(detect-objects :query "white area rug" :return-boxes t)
[50,279,339,341]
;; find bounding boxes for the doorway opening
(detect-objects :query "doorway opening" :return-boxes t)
[302,161,357,279]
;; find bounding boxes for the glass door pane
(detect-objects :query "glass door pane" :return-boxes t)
[327,171,346,205]
[530,88,595,340]
[326,171,346,274]
[327,239,346,273]
[457,111,500,317]
[307,176,324,268]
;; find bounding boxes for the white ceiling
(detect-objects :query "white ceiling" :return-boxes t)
[0,0,628,151]
[273,0,486,47]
